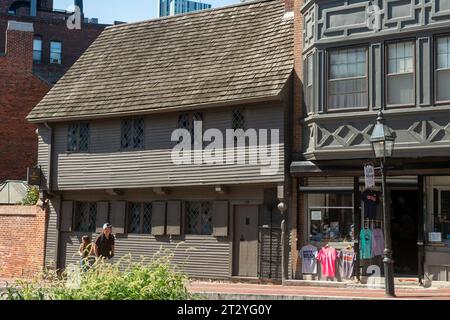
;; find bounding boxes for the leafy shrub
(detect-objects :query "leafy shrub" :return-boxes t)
[19,186,39,206]
[3,254,192,300]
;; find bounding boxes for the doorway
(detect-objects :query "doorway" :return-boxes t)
[233,205,258,278]
[390,190,418,276]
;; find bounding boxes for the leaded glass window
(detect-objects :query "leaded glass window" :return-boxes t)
[185,201,212,235]
[177,112,203,145]
[127,202,152,234]
[437,37,450,102]
[121,118,144,149]
[74,202,97,232]
[328,47,368,110]
[387,41,415,106]
[67,122,89,152]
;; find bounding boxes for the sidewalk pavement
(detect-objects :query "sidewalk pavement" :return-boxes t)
[187,281,450,300]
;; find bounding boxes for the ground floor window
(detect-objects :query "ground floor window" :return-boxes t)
[433,188,450,242]
[185,201,212,235]
[127,202,152,234]
[74,202,97,232]
[307,192,354,245]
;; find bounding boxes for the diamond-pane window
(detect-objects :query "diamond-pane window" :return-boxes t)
[67,122,89,152]
[128,203,141,233]
[127,202,152,234]
[133,118,145,149]
[121,118,144,150]
[232,109,246,131]
[143,203,152,234]
[178,112,204,145]
[201,202,212,234]
[186,201,212,235]
[121,119,132,149]
[74,202,97,232]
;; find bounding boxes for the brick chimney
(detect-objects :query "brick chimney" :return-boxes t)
[285,0,294,12]
[4,21,34,71]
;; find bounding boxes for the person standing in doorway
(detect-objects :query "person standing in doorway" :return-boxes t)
[91,223,115,261]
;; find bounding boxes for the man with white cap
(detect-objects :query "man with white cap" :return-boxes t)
[92,223,115,260]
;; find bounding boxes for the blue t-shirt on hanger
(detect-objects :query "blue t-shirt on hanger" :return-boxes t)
[360,228,373,260]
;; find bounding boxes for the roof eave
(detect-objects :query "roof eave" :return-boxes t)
[27,93,285,124]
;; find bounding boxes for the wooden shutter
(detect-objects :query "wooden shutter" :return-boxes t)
[96,202,109,233]
[111,201,126,235]
[152,201,166,236]
[60,200,74,232]
[213,201,229,237]
[166,201,181,236]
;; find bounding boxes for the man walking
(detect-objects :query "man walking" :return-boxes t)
[92,223,115,260]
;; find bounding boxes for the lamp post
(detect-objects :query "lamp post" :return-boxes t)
[370,111,396,297]
[278,201,287,281]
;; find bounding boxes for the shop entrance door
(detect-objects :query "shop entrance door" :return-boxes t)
[390,190,419,276]
[233,205,258,278]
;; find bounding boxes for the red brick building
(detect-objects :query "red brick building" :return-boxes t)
[0,0,106,182]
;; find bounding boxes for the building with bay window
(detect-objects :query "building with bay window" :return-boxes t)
[291,0,450,282]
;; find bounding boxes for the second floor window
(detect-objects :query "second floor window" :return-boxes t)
[121,118,144,149]
[437,36,450,103]
[387,41,415,106]
[50,41,62,64]
[74,202,97,232]
[178,112,203,145]
[328,47,368,110]
[33,37,42,63]
[68,122,89,152]
[305,54,314,111]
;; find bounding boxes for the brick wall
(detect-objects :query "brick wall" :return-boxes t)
[290,0,304,279]
[0,22,51,181]
[0,205,48,278]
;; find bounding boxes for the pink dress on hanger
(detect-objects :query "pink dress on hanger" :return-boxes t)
[317,246,338,278]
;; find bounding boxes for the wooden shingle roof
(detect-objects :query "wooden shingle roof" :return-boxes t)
[27,0,294,123]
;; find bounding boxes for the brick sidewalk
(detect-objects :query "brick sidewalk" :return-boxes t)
[188,282,450,300]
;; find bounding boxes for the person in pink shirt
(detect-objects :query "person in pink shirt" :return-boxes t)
[317,245,338,279]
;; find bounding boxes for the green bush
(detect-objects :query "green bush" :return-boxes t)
[3,254,192,300]
[19,186,39,206]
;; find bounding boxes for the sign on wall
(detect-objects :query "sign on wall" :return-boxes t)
[364,163,375,189]
[27,167,41,186]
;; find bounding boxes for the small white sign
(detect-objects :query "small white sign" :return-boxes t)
[364,164,375,189]
[311,210,322,221]
[429,232,442,243]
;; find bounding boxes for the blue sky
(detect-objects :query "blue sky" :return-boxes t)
[54,0,242,24]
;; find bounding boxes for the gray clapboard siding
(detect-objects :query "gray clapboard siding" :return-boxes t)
[44,196,60,269]
[49,104,285,190]
[37,126,50,190]
[54,185,271,278]
[59,233,231,279]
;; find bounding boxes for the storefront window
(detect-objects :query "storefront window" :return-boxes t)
[307,192,354,245]
[433,189,450,242]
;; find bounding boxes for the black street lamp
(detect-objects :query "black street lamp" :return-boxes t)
[370,111,396,297]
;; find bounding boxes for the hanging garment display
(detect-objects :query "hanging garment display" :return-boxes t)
[360,228,373,259]
[339,247,356,279]
[317,245,338,278]
[362,189,378,220]
[299,244,318,274]
[371,228,385,257]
